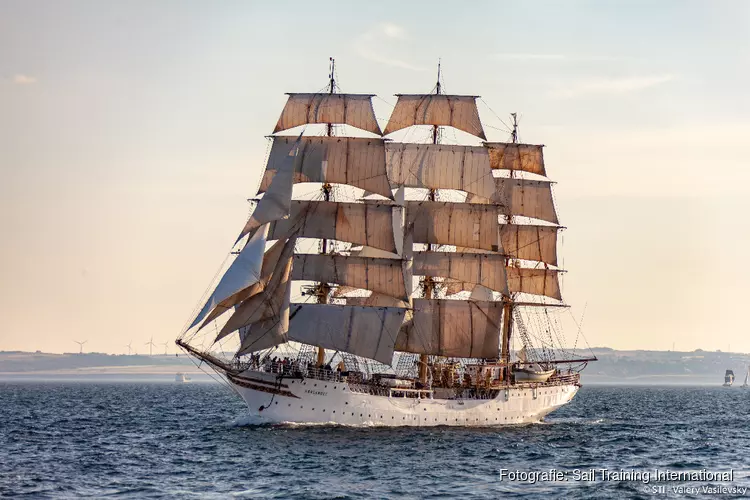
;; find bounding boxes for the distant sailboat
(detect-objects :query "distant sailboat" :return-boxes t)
[723,369,735,387]
[742,366,749,388]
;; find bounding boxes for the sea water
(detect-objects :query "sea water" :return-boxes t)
[1,383,749,498]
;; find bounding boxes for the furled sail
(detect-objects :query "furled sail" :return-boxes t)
[407,201,500,251]
[216,237,296,340]
[506,267,562,300]
[268,200,398,253]
[395,299,502,358]
[412,251,509,295]
[260,136,392,199]
[385,143,494,199]
[286,304,407,365]
[188,224,268,330]
[238,134,302,242]
[292,254,408,300]
[492,178,558,224]
[500,224,559,266]
[273,93,382,136]
[383,94,486,139]
[485,143,546,176]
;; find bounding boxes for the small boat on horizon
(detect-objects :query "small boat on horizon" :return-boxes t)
[175,373,191,383]
[742,366,749,388]
[723,369,735,387]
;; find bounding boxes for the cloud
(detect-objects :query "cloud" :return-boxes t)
[353,24,425,71]
[550,74,675,98]
[12,74,37,85]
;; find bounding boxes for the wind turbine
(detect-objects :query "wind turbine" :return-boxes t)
[125,341,133,355]
[74,340,87,354]
[160,341,169,355]
[145,337,156,356]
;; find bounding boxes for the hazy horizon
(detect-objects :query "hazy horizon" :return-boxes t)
[2,0,749,354]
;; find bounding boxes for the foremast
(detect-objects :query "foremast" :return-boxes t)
[315,57,336,368]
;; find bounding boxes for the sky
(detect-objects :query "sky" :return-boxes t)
[1,0,749,355]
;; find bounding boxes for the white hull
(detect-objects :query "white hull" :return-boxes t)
[228,370,579,427]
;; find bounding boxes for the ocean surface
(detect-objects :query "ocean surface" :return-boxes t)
[2,382,749,499]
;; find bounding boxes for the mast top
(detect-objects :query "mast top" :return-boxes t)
[511,113,518,144]
[435,59,441,95]
[328,57,336,94]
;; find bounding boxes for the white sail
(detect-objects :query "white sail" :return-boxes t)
[395,299,502,358]
[506,267,562,300]
[407,201,501,251]
[500,224,559,266]
[486,143,546,176]
[351,246,401,259]
[287,304,407,365]
[235,276,291,356]
[188,224,268,330]
[236,319,288,357]
[273,93,382,136]
[260,136,393,199]
[238,134,302,241]
[268,200,398,254]
[492,178,558,224]
[469,284,495,301]
[344,294,409,307]
[385,143,494,199]
[292,254,408,300]
[384,94,486,139]
[217,237,296,340]
[199,237,287,328]
[412,251,508,295]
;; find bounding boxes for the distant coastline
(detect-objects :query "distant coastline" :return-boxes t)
[1,348,748,385]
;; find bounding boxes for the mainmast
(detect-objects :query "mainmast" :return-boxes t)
[317,57,336,367]
[419,61,442,385]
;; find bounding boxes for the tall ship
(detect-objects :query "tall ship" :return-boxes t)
[177,60,596,426]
